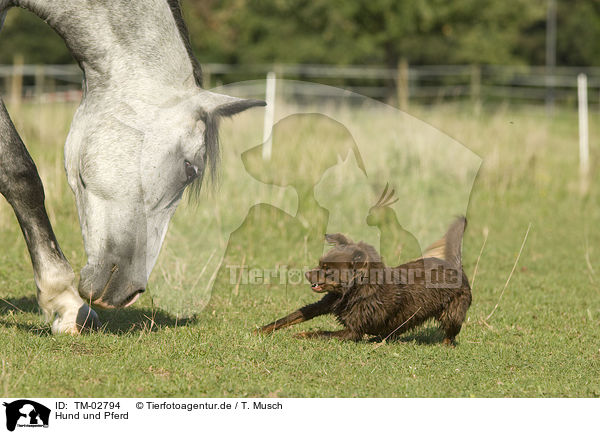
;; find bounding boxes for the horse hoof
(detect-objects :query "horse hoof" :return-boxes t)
[50,303,101,334]
[76,304,101,332]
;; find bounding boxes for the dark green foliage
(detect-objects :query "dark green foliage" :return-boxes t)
[183,0,548,66]
[0,1,599,67]
[0,8,72,64]
[557,0,600,66]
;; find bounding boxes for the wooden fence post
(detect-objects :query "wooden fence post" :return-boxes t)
[35,64,45,101]
[202,64,211,89]
[262,71,276,160]
[10,54,24,110]
[470,64,481,112]
[578,73,589,194]
[396,58,409,111]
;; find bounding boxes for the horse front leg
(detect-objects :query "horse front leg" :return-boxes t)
[0,99,99,334]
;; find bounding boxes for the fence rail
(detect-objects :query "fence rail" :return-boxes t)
[1,62,599,107]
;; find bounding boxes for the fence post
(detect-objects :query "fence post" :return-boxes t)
[578,73,589,193]
[545,0,557,114]
[262,71,276,160]
[470,64,481,112]
[202,64,211,89]
[35,64,45,101]
[10,54,24,110]
[396,58,409,111]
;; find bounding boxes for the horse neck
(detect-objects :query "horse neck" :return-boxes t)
[11,0,202,97]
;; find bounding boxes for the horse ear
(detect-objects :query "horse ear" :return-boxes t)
[197,91,266,117]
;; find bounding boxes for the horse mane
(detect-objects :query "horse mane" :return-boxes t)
[186,113,220,200]
[166,0,218,199]
[166,0,203,88]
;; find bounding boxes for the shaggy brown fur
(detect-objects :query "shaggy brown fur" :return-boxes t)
[256,217,472,345]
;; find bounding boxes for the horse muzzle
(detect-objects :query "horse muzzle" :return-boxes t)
[78,262,146,309]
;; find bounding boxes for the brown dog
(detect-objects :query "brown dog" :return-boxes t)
[256,217,471,345]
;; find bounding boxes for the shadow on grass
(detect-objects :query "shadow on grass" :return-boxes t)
[0,296,50,336]
[397,326,446,345]
[97,307,197,334]
[0,295,40,314]
[0,296,198,336]
[366,325,447,346]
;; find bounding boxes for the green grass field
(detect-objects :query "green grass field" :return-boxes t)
[1,98,599,397]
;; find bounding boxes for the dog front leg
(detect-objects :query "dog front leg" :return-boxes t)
[294,329,363,342]
[256,293,338,334]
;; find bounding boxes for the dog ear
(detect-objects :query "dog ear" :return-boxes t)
[352,248,367,268]
[325,233,352,246]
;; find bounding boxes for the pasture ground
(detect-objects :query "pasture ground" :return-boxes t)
[1,100,599,397]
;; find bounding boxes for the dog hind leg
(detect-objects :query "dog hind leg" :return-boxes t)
[438,290,471,345]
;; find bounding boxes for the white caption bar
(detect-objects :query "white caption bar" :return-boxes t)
[0,398,595,434]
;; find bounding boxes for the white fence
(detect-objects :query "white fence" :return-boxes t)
[1,63,600,107]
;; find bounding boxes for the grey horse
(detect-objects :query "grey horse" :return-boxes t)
[0,0,264,333]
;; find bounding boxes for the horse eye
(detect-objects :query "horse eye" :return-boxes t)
[184,160,198,182]
[78,172,87,189]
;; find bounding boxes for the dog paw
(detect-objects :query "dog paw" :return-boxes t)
[293,331,312,339]
[442,337,456,347]
[254,325,276,335]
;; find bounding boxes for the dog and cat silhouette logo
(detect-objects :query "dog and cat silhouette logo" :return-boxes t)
[2,400,50,431]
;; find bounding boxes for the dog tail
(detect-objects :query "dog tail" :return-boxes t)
[420,217,466,268]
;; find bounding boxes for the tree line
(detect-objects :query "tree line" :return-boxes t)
[1,0,599,67]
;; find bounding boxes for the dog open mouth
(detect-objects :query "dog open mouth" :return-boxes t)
[311,282,326,293]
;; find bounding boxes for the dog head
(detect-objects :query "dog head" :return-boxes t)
[304,233,383,294]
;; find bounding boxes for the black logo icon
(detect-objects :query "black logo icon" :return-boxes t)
[3,400,50,432]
